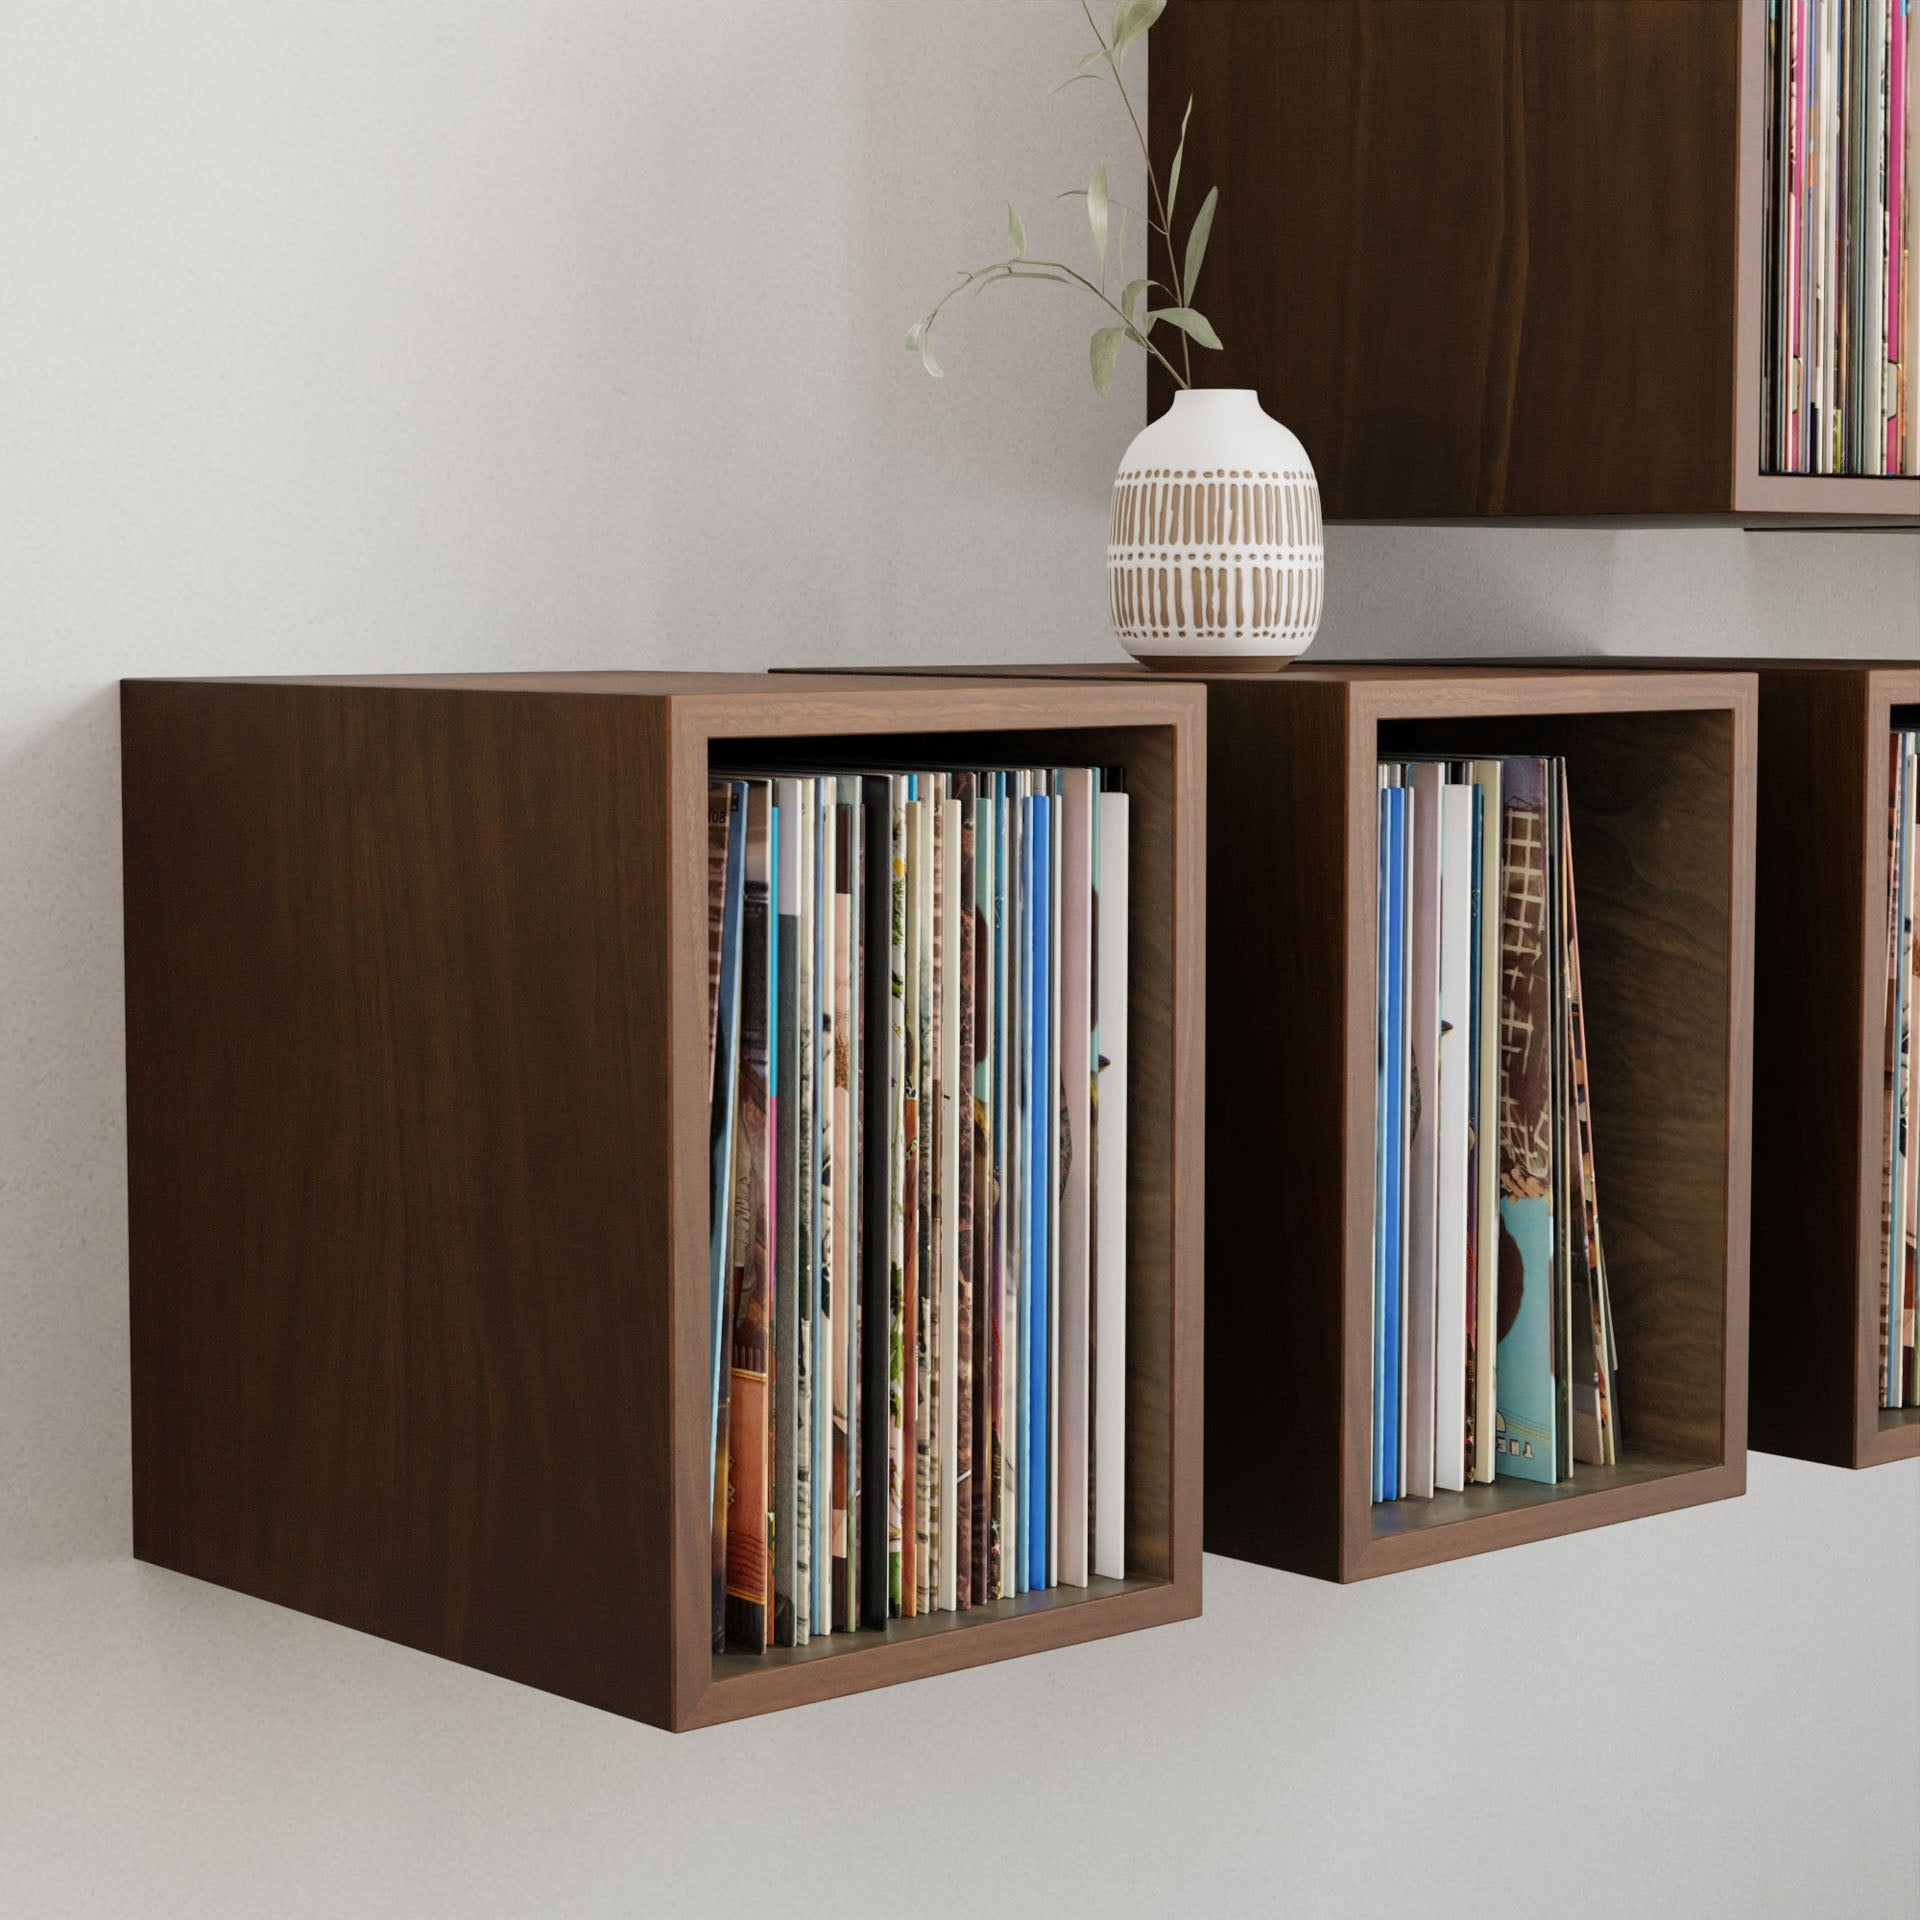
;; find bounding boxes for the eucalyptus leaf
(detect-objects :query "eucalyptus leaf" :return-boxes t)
[1111,0,1166,63]
[1120,277,1161,326]
[1089,325,1125,398]
[1183,185,1218,302]
[1147,305,1223,349]
[1087,162,1109,280]
[1167,95,1193,228]
[919,337,944,378]
[1007,203,1027,258]
[904,322,924,351]
[1051,70,1102,92]
[1057,187,1152,223]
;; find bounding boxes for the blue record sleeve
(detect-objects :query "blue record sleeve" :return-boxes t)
[1026,790,1052,1586]
[1372,785,1391,1502]
[1380,783,1406,1502]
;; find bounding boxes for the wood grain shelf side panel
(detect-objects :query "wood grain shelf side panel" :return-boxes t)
[1150,0,1742,518]
[124,680,680,1728]
[1202,678,1356,1583]
[1748,670,1876,1465]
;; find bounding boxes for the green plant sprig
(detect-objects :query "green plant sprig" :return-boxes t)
[905,0,1223,398]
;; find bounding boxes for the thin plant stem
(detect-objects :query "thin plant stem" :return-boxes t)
[1078,0,1192,384]
[920,258,1190,390]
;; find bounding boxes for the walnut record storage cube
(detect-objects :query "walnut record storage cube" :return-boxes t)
[890,663,1756,1579]
[1748,663,1920,1469]
[1148,0,1919,523]
[121,672,1203,1730]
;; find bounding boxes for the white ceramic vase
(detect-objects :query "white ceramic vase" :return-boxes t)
[1107,387,1323,670]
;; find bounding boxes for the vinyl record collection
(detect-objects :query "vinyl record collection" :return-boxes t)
[1761,0,1919,475]
[1878,731,1920,1408]
[705,765,1131,1654]
[1372,757,1621,1503]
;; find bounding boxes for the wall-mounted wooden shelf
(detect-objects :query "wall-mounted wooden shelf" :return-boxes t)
[876,662,1755,1578]
[121,671,1203,1729]
[1746,662,1920,1469]
[1148,0,1919,524]
[1461,655,1920,1470]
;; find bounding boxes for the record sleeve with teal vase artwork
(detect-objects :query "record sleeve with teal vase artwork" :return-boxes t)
[1493,757,1558,1484]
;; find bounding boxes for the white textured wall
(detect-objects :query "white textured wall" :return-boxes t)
[1,6,1915,1914]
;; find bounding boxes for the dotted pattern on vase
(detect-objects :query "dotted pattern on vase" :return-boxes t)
[1107,466,1324,646]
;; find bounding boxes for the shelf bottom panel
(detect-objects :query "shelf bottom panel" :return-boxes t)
[1868,1406,1920,1466]
[1358,1448,1732,1575]
[697,1574,1183,1725]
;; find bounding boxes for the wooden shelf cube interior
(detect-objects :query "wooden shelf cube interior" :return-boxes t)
[1750,664,1920,1470]
[1193,669,1755,1579]
[693,691,1203,1722]
[121,673,1202,1732]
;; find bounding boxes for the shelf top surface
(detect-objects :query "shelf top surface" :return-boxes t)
[866,658,1759,719]
[120,670,1207,734]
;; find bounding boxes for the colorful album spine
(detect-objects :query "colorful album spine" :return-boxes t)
[846,786,866,1631]
[1403,763,1442,1502]
[1493,758,1559,1484]
[1013,786,1032,1587]
[936,791,964,1610]
[1025,789,1053,1585]
[1562,768,1617,1466]
[913,791,936,1612]
[1086,780,1103,1577]
[996,778,1019,1599]
[724,781,776,1653]
[793,781,816,1643]
[707,781,733,1100]
[1432,777,1474,1495]
[708,781,746,1651]
[771,783,801,1643]
[829,793,855,1629]
[1372,783,1391,1503]
[1880,738,1901,1409]
[1547,766,1573,1484]
[968,777,995,1605]
[924,789,943,1608]
[1376,780,1407,1502]
[1470,762,1502,1484]
[1092,786,1130,1580]
[899,792,923,1613]
[955,776,979,1608]
[859,776,894,1627]
[1896,725,1912,1405]
[811,781,833,1634]
[1056,768,1095,1583]
[1395,776,1414,1496]
[886,778,909,1613]
[1891,0,1909,470]
[1462,780,1483,1481]
[1045,782,1064,1586]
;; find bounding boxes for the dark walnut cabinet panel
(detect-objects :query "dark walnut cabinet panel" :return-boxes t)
[1149,0,1919,522]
